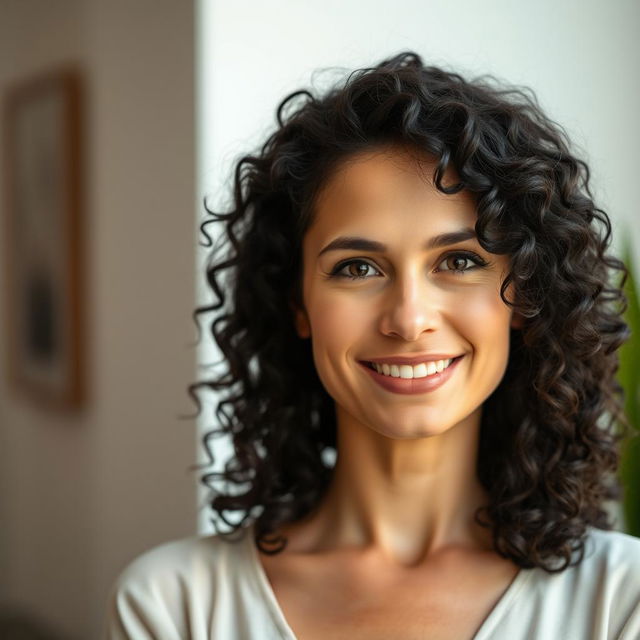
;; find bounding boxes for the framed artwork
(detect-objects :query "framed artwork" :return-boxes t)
[2,67,85,410]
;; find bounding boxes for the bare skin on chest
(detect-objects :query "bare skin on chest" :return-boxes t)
[259,536,520,640]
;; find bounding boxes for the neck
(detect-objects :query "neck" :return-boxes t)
[284,405,494,567]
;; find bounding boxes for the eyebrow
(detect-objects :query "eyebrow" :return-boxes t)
[317,228,478,258]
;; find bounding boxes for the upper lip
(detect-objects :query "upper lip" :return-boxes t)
[361,354,462,366]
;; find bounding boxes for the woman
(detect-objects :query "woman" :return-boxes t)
[105,52,640,639]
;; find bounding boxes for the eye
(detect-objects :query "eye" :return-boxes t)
[436,251,488,274]
[329,259,382,280]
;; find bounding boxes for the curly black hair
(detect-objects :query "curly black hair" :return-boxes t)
[189,51,631,573]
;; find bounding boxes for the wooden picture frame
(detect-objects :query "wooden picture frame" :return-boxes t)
[2,67,85,410]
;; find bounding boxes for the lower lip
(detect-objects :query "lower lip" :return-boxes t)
[358,357,463,395]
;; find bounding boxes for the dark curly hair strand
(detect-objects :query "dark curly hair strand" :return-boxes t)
[188,51,631,573]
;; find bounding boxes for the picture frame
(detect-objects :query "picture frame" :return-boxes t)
[2,66,85,410]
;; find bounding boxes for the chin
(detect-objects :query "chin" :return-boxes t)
[370,422,454,440]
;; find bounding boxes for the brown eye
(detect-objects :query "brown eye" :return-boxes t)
[347,262,371,278]
[331,259,381,280]
[447,256,470,271]
[437,251,487,274]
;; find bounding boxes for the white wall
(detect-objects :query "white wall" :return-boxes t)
[198,0,640,532]
[0,1,196,638]
[200,0,640,252]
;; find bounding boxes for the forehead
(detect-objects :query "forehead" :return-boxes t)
[307,146,478,244]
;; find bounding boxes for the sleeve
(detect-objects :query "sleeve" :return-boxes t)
[103,579,183,640]
[101,545,190,640]
[619,601,640,640]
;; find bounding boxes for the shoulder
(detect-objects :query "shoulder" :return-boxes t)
[582,526,640,576]
[583,527,640,638]
[103,530,253,639]
[476,528,640,640]
[577,528,640,639]
[111,529,252,598]
[534,527,640,639]
[114,533,225,587]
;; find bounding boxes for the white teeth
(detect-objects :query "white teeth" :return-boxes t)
[413,363,427,377]
[373,359,453,379]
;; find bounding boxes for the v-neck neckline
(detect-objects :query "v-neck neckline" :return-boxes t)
[245,524,298,639]
[243,522,535,640]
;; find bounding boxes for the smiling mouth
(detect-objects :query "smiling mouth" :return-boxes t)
[362,355,463,378]
[358,355,464,395]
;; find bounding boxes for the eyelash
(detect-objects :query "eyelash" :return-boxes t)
[328,251,489,280]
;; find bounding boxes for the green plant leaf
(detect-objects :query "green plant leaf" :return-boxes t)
[617,236,640,536]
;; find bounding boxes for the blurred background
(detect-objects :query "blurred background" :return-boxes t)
[0,0,638,638]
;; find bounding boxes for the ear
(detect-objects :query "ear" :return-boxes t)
[289,300,311,339]
[510,310,525,330]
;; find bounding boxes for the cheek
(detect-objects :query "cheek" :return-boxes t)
[306,292,368,386]
[457,289,513,375]
[307,290,368,344]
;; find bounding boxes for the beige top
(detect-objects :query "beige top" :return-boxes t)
[103,524,640,639]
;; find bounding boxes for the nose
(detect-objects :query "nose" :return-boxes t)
[378,267,442,341]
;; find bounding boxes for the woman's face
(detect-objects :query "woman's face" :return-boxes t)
[293,146,520,439]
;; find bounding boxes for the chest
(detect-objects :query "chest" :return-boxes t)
[259,552,520,640]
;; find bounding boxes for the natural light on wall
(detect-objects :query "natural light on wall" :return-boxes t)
[195,0,638,535]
